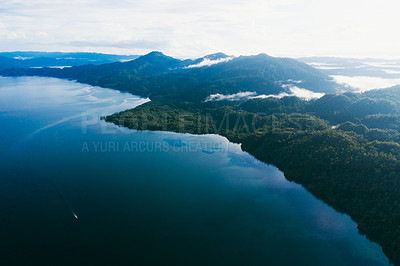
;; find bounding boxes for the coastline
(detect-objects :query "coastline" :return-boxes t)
[104,100,399,265]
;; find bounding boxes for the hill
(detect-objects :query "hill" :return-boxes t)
[1,51,344,102]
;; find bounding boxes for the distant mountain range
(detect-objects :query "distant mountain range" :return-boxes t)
[1,51,344,102]
[0,52,139,71]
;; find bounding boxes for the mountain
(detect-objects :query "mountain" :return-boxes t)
[182,52,231,66]
[202,52,230,61]
[1,51,343,102]
[0,52,139,70]
[0,56,19,71]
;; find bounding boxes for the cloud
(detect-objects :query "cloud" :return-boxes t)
[255,86,324,101]
[286,79,303,84]
[204,91,257,102]
[331,75,400,92]
[313,66,346,70]
[285,86,325,100]
[0,0,400,58]
[363,61,400,68]
[382,69,400,74]
[184,57,234,68]
[204,86,324,102]
[64,39,167,50]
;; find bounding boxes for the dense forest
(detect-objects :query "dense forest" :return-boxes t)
[105,85,400,265]
[2,51,400,264]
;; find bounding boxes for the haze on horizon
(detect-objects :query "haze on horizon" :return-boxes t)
[0,0,399,59]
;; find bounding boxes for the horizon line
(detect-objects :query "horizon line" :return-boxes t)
[1,50,400,61]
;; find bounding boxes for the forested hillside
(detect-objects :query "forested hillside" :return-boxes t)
[104,85,400,265]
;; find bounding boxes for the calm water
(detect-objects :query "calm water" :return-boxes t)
[0,76,390,265]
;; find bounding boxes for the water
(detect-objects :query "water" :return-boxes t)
[0,76,390,265]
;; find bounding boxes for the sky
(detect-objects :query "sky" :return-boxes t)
[1,0,399,59]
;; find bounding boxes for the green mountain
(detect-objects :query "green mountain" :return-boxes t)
[1,51,343,102]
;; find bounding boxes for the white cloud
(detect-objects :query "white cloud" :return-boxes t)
[363,61,400,68]
[204,85,324,102]
[204,91,257,102]
[308,62,338,66]
[286,79,303,84]
[252,92,291,99]
[286,86,325,100]
[0,0,399,58]
[382,69,400,74]
[184,57,234,68]
[314,66,346,70]
[331,75,400,92]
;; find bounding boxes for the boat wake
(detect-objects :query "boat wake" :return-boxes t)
[71,210,79,219]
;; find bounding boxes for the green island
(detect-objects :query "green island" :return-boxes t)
[3,52,400,264]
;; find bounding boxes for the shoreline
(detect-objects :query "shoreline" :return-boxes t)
[104,100,399,265]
